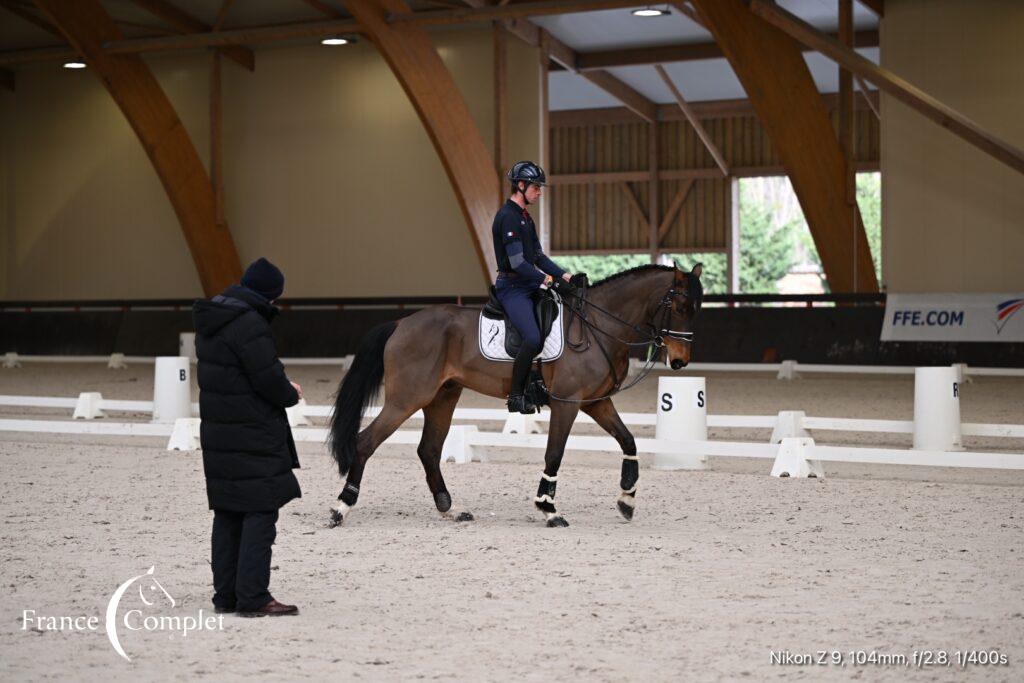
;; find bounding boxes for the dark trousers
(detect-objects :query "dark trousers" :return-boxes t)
[496,278,543,395]
[211,509,278,611]
[495,277,542,349]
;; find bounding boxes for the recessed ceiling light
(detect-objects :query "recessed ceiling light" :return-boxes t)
[321,35,357,46]
[632,7,670,17]
[63,61,86,69]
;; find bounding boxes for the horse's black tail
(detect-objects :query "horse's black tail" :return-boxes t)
[328,321,398,477]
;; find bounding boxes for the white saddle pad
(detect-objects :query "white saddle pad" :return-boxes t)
[478,296,565,363]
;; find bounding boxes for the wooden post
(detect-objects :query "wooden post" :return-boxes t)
[728,176,739,294]
[493,21,507,184]
[838,0,856,290]
[648,121,659,263]
[539,29,551,247]
[210,50,225,228]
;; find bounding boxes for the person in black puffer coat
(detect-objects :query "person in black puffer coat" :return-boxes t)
[192,257,301,618]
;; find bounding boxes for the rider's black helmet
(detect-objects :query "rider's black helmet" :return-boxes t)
[508,161,547,191]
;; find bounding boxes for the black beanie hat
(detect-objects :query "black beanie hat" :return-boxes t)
[241,257,285,301]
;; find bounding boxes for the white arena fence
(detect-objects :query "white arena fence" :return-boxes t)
[1,363,1022,478]
[4,347,1024,380]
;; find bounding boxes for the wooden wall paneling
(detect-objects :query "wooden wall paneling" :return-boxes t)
[33,0,241,295]
[345,0,500,280]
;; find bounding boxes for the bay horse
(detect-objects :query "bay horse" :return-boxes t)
[327,262,703,528]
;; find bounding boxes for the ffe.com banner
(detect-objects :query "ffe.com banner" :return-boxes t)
[881,293,1024,342]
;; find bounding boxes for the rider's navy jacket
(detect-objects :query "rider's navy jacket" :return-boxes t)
[491,198,565,288]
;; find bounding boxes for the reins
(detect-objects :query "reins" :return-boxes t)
[539,279,695,405]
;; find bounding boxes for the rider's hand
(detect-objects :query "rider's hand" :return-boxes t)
[552,277,578,297]
[562,272,573,283]
[290,380,303,399]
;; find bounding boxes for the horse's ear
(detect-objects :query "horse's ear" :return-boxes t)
[691,262,703,279]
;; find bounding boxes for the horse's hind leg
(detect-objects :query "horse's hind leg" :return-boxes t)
[417,382,473,521]
[330,403,417,526]
[582,399,638,521]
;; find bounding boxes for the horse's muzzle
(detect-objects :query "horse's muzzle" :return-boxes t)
[670,359,687,370]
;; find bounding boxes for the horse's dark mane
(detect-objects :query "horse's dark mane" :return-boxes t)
[590,264,673,288]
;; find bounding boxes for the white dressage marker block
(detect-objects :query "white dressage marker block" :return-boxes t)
[167,418,201,451]
[770,410,810,443]
[107,353,128,369]
[777,360,800,380]
[152,357,192,424]
[913,366,962,451]
[441,425,482,464]
[653,376,709,470]
[72,392,106,420]
[952,362,972,384]
[502,413,544,435]
[3,352,22,369]
[286,398,311,427]
[179,333,197,363]
[770,437,825,478]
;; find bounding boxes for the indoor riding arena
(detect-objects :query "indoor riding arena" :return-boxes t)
[1,1,1022,681]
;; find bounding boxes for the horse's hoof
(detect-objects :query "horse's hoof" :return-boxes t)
[328,509,344,528]
[546,515,569,528]
[455,511,474,522]
[328,502,350,528]
[617,499,635,521]
[435,491,452,513]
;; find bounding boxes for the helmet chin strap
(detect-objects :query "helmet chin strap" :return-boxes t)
[514,181,532,206]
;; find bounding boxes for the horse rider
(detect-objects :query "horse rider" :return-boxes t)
[491,160,587,414]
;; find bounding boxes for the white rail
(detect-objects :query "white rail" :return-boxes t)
[2,419,1020,473]
[4,351,1022,378]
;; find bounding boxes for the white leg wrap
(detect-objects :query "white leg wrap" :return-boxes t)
[620,485,637,495]
[540,472,558,482]
[534,494,556,504]
[622,454,639,461]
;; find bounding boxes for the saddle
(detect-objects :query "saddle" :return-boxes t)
[481,286,561,359]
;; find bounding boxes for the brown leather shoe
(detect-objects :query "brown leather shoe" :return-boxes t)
[237,599,298,618]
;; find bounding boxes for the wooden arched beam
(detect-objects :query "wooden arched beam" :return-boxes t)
[33,0,241,296]
[689,0,878,293]
[345,0,499,281]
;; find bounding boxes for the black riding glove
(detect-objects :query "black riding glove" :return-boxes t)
[569,272,589,289]
[551,277,578,298]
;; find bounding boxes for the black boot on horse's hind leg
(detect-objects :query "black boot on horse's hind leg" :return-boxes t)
[535,473,569,527]
[329,482,360,528]
[507,342,540,414]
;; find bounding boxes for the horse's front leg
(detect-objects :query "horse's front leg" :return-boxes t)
[582,399,638,521]
[535,401,579,527]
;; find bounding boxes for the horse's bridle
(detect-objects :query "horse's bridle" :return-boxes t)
[542,279,699,404]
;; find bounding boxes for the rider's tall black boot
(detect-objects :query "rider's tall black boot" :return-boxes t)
[507,341,540,414]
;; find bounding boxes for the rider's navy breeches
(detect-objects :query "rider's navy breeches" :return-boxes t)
[495,277,542,351]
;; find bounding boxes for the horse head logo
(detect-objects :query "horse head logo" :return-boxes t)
[105,566,175,662]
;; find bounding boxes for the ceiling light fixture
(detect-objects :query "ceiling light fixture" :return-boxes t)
[63,61,86,69]
[321,35,357,46]
[632,6,670,17]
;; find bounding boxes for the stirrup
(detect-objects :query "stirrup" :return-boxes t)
[507,394,537,415]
